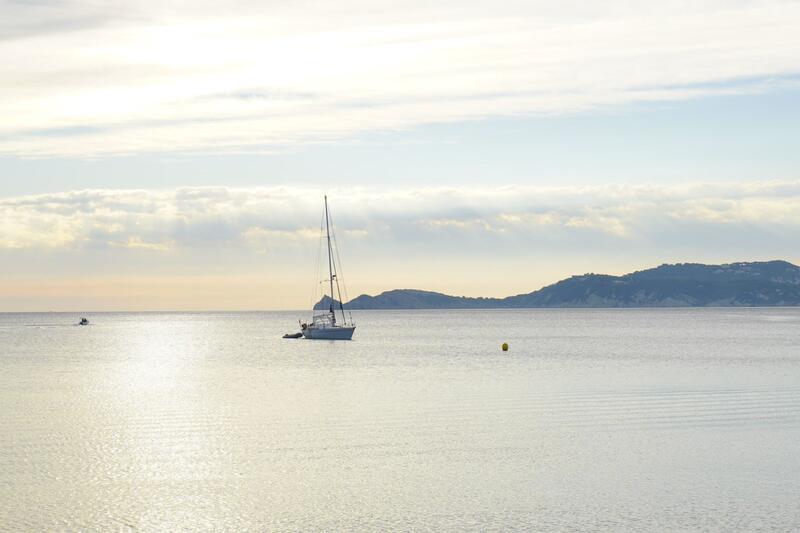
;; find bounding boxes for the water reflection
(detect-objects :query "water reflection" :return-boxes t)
[1,309,799,530]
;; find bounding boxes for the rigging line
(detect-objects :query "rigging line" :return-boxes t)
[309,208,325,314]
[330,227,348,306]
[328,210,353,323]
[333,255,346,322]
[324,195,337,322]
[331,247,345,323]
[327,205,346,323]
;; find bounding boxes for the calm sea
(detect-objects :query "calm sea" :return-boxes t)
[1,309,799,531]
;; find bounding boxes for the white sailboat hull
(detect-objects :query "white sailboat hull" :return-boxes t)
[302,325,356,340]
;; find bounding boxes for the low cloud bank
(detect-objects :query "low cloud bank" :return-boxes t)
[2,182,799,252]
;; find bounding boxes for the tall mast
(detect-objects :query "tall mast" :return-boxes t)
[324,195,335,323]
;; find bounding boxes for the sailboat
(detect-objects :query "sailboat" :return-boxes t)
[300,196,356,340]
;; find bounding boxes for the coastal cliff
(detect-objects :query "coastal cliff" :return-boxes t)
[315,260,800,309]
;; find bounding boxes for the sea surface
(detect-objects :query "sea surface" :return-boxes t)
[1,309,799,531]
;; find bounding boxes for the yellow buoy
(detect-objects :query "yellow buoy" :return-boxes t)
[501,342,509,351]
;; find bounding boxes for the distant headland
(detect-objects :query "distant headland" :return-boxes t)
[316,260,800,309]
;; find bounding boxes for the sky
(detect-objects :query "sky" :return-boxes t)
[1,0,799,310]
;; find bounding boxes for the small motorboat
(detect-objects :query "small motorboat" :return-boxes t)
[282,332,303,339]
[79,317,89,326]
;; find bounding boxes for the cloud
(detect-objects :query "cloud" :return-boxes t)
[2,182,800,252]
[1,0,799,156]
[2,181,799,310]
[109,236,174,251]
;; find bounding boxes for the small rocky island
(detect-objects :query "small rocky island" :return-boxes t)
[315,260,800,309]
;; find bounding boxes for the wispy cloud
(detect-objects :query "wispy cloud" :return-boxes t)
[1,0,799,156]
